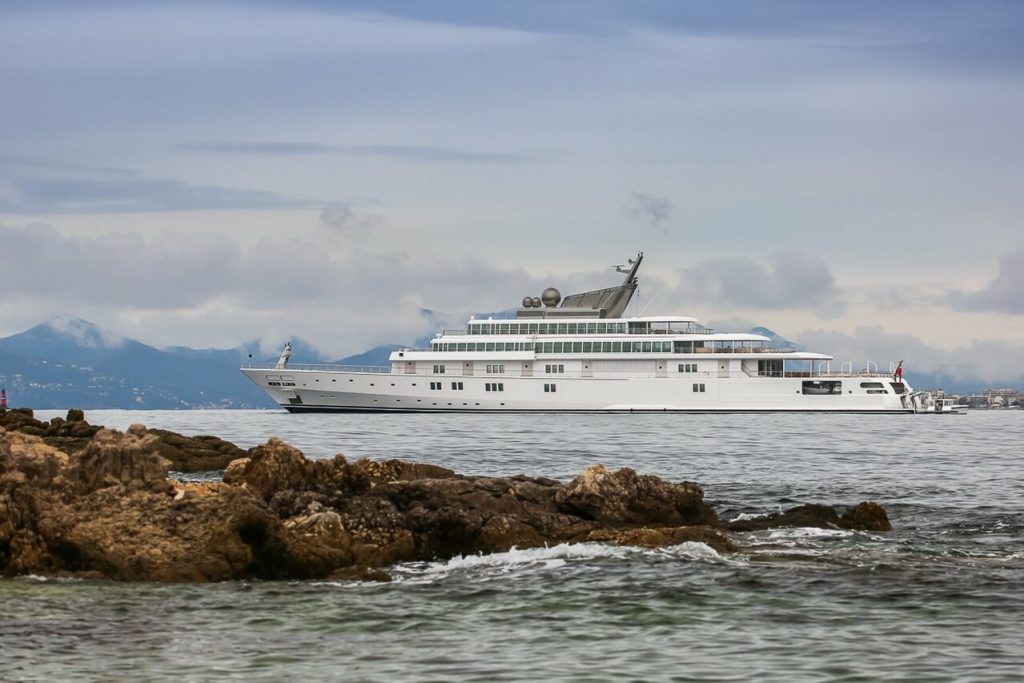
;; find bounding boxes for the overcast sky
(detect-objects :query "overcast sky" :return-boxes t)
[1,0,1022,382]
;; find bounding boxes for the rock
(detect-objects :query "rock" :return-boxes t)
[66,409,85,423]
[586,525,737,554]
[555,464,718,527]
[725,502,892,532]
[840,501,892,531]
[0,413,896,583]
[70,429,173,494]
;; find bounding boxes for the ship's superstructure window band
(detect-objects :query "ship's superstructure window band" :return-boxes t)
[430,340,776,353]
[465,321,711,335]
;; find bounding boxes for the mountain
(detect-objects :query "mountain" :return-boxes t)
[0,317,287,409]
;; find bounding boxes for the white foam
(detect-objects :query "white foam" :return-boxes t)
[767,527,853,540]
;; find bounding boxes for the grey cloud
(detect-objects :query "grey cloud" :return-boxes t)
[181,141,532,164]
[948,249,1024,314]
[626,192,673,228]
[0,223,241,309]
[180,142,335,155]
[319,202,382,236]
[797,325,1024,385]
[678,251,845,315]
[0,223,545,356]
[0,173,315,214]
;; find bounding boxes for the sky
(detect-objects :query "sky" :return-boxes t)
[1,0,1023,384]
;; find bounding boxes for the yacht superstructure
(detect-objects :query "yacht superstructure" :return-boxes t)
[242,253,953,413]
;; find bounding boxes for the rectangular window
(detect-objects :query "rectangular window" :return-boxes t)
[692,383,706,392]
[497,383,504,391]
[544,383,557,393]
[802,381,842,395]
[582,342,592,353]
[485,383,491,392]
[451,381,464,390]
[587,323,597,334]
[573,342,583,353]
[613,342,622,353]
[433,364,445,374]
[554,342,563,353]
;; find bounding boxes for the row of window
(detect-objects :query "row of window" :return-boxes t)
[693,383,706,392]
[470,322,631,336]
[678,363,698,373]
[430,340,771,354]
[486,364,505,374]
[468,321,713,336]
[545,364,565,373]
[543,384,558,393]
[484,383,505,392]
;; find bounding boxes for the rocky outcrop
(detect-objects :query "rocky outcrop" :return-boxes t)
[0,408,247,472]
[725,502,892,532]
[0,410,894,582]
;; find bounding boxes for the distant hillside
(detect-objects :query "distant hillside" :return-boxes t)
[0,317,295,409]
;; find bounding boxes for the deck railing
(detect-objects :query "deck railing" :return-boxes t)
[245,363,391,373]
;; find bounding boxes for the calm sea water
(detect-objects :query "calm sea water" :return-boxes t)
[3,409,1023,681]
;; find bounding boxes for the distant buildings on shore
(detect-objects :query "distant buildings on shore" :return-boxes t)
[925,388,1023,410]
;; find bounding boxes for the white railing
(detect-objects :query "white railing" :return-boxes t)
[245,363,391,373]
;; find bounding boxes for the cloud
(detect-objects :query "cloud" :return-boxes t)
[0,171,315,214]
[182,141,532,164]
[677,251,844,315]
[796,325,1024,386]
[181,142,335,155]
[948,249,1024,314]
[319,202,382,236]
[0,222,546,357]
[626,192,673,228]
[0,223,241,309]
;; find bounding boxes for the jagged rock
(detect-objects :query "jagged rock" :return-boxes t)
[71,429,173,493]
[586,525,737,554]
[840,501,892,531]
[0,408,250,472]
[725,502,891,532]
[0,417,896,583]
[555,464,718,527]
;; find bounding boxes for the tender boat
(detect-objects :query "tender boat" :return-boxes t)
[242,253,954,413]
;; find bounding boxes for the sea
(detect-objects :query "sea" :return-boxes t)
[2,409,1022,682]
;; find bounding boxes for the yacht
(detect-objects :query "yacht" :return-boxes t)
[242,253,953,413]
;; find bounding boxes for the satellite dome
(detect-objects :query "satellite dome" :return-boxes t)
[522,296,533,308]
[541,287,561,307]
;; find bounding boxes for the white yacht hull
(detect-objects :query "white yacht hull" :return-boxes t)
[241,367,925,413]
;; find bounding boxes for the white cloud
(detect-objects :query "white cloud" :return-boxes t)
[949,249,1024,314]
[676,251,844,316]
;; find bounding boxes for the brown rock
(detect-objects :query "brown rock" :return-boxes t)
[587,525,737,554]
[840,501,892,531]
[555,464,718,527]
